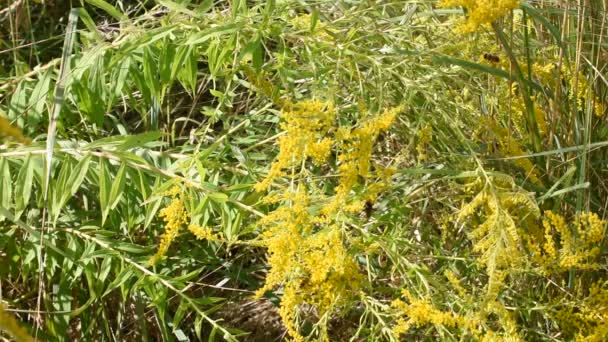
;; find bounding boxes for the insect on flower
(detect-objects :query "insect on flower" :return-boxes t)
[483,53,500,63]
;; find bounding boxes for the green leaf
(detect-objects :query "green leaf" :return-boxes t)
[431,54,549,96]
[85,0,127,21]
[8,83,28,126]
[85,131,163,151]
[185,22,243,45]
[98,257,113,283]
[159,41,177,86]
[69,154,92,196]
[14,154,35,219]
[102,268,134,297]
[99,159,111,225]
[196,0,214,14]
[521,3,564,50]
[171,45,193,84]
[208,192,228,203]
[108,162,127,210]
[143,47,160,101]
[158,0,198,17]
[49,281,72,336]
[114,242,150,254]
[113,56,131,99]
[75,8,104,41]
[172,299,190,332]
[240,36,263,73]
[0,158,12,221]
[45,9,78,203]
[29,69,52,127]
[179,45,198,93]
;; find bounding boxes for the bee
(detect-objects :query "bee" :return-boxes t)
[483,53,500,63]
[364,200,374,218]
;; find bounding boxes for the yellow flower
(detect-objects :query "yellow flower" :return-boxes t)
[188,224,221,241]
[254,100,336,192]
[532,211,606,274]
[288,13,331,41]
[439,0,521,33]
[323,106,402,218]
[148,186,189,265]
[254,101,402,339]
[391,290,465,338]
[416,124,432,161]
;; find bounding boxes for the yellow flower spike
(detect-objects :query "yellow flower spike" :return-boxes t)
[416,124,432,161]
[188,224,221,241]
[148,188,189,265]
[532,211,606,273]
[254,100,336,193]
[391,290,465,338]
[254,102,402,339]
[439,0,521,33]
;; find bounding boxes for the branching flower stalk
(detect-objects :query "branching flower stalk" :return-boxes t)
[254,99,401,339]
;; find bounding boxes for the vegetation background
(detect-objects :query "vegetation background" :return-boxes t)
[1,0,608,341]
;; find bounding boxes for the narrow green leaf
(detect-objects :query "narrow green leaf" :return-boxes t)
[108,162,127,210]
[29,69,52,123]
[0,158,12,221]
[85,0,127,21]
[172,299,190,332]
[45,9,78,203]
[158,0,198,17]
[99,159,111,225]
[159,41,176,85]
[75,8,103,41]
[102,268,134,297]
[112,56,131,99]
[521,4,565,50]
[185,23,242,45]
[208,192,228,203]
[432,54,549,96]
[196,0,214,14]
[68,154,92,196]
[14,154,35,218]
[171,45,193,83]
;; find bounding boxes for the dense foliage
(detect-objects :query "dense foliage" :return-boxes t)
[1,0,608,341]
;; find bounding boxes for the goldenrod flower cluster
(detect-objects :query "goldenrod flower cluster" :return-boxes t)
[390,289,522,340]
[0,304,34,342]
[0,115,30,144]
[256,189,362,340]
[521,61,604,117]
[439,0,521,33]
[288,13,331,41]
[408,271,524,340]
[148,186,189,265]
[561,65,605,116]
[552,281,608,341]
[458,174,539,298]
[322,106,402,218]
[254,100,402,339]
[506,84,548,138]
[188,224,221,241]
[148,186,221,265]
[391,289,465,337]
[254,100,336,192]
[529,211,605,274]
[416,124,432,162]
